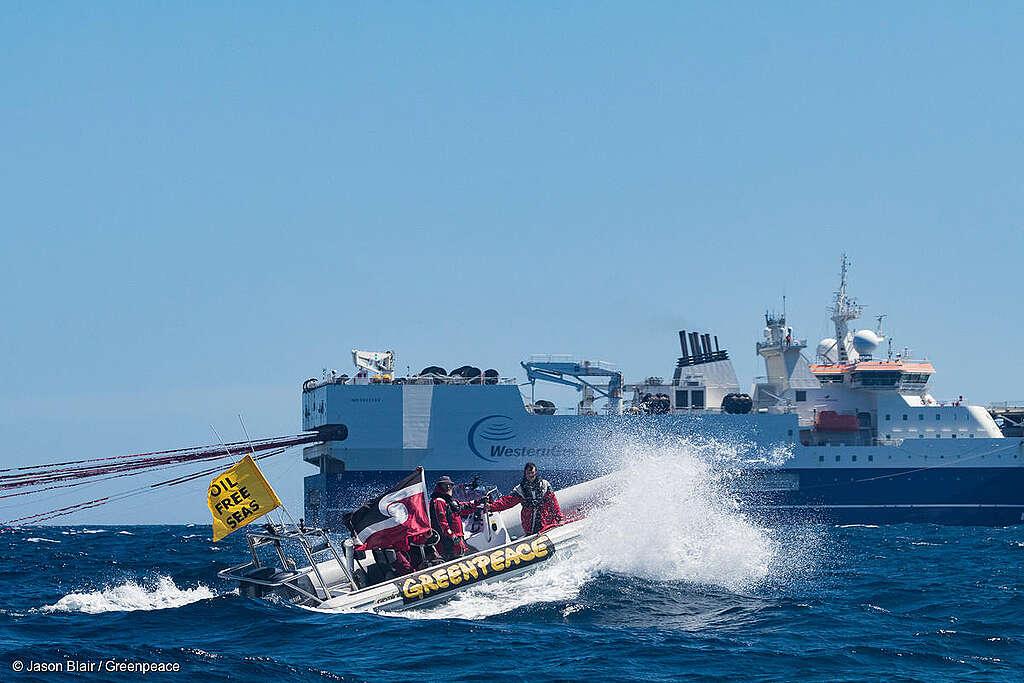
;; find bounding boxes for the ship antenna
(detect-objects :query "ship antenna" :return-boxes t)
[831,253,862,363]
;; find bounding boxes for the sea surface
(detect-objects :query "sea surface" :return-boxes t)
[2,452,1023,682]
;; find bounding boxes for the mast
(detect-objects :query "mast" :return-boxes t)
[830,254,862,363]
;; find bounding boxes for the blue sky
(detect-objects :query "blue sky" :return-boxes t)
[2,3,1022,524]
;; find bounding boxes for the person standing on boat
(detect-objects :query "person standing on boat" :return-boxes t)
[430,475,475,559]
[489,462,562,535]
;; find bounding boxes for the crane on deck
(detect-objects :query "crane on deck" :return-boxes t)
[521,356,624,415]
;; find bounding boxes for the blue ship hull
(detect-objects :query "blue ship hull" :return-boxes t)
[304,466,1024,528]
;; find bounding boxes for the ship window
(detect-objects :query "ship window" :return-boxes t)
[868,455,873,461]
[936,434,941,438]
[951,434,956,439]
[919,414,924,420]
[919,434,924,438]
[691,390,705,409]
[885,414,890,421]
[675,390,688,408]
[795,390,807,402]
[852,455,857,462]
[819,455,824,462]
[852,370,901,386]
[936,414,941,420]
[835,455,840,462]
[903,414,908,421]
[970,434,974,438]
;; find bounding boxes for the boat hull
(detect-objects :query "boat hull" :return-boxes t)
[317,522,583,612]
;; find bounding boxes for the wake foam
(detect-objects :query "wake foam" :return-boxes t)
[39,576,216,614]
[401,434,818,621]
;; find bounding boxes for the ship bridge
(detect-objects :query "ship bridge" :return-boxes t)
[809,360,936,392]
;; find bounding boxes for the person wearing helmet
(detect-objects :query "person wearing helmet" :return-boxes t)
[430,475,476,559]
[489,462,562,535]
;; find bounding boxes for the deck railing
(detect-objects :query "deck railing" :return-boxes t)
[303,375,518,391]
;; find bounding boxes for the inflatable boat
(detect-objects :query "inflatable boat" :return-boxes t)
[219,475,608,612]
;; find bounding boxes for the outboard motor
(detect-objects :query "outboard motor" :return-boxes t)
[483,368,499,385]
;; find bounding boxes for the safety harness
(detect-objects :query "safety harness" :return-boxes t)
[513,478,550,533]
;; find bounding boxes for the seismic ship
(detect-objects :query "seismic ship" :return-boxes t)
[300,258,1024,527]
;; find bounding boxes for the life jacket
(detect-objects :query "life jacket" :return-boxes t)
[430,491,462,536]
[512,478,551,508]
[514,478,551,534]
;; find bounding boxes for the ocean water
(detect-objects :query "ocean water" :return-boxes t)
[3,450,1023,682]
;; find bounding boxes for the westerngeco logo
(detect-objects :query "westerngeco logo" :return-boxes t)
[467,415,579,462]
[467,415,517,461]
[397,534,554,603]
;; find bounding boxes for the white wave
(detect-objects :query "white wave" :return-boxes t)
[82,529,106,534]
[118,530,135,536]
[395,434,818,621]
[39,576,216,614]
[26,537,60,543]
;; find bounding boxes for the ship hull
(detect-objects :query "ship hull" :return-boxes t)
[305,466,1024,528]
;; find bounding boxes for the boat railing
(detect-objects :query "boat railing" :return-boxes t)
[929,397,970,407]
[218,524,354,604]
[988,401,1024,409]
[303,375,518,391]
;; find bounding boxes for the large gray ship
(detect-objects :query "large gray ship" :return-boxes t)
[300,258,1024,527]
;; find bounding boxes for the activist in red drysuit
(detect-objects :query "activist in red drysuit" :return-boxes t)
[489,462,562,535]
[388,530,431,576]
[430,476,476,559]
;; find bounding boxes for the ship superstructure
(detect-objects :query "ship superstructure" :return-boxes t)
[300,258,1024,527]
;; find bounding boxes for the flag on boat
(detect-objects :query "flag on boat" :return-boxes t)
[207,455,282,541]
[344,467,430,550]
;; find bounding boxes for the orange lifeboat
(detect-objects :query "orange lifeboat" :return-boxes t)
[814,410,860,432]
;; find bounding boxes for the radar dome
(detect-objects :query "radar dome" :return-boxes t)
[852,329,881,356]
[817,338,838,363]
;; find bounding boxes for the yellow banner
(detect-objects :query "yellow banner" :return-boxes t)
[207,455,282,541]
